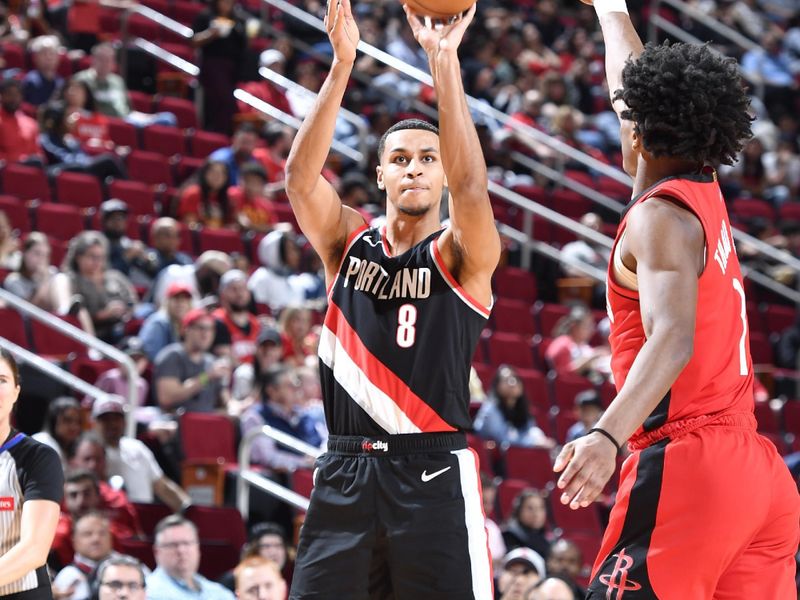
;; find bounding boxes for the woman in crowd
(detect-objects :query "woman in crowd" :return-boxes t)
[38,102,127,180]
[32,395,82,471]
[176,159,237,229]
[545,304,609,380]
[59,77,113,149]
[502,488,553,560]
[3,232,58,311]
[0,211,20,270]
[56,231,137,343]
[278,305,315,367]
[473,364,554,448]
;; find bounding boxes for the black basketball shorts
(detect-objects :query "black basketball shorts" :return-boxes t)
[288,432,493,600]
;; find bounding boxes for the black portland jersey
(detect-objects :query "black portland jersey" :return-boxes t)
[0,430,63,599]
[319,225,491,436]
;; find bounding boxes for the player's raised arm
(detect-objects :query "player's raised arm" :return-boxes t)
[404,4,500,303]
[284,0,366,280]
[583,0,644,119]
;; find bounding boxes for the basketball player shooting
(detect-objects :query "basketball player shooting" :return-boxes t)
[552,0,800,597]
[283,0,500,598]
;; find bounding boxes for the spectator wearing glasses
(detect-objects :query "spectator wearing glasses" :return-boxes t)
[95,555,147,600]
[146,515,234,600]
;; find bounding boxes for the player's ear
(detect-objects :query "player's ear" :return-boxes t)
[376,165,385,191]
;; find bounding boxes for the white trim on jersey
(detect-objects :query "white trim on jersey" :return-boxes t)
[327,225,371,303]
[452,448,494,600]
[428,243,493,319]
[318,325,422,435]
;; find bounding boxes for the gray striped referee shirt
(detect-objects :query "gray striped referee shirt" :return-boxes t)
[0,430,63,599]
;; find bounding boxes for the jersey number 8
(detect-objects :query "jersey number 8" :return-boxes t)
[397,304,418,348]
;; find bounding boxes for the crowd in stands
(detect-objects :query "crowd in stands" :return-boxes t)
[1,0,800,597]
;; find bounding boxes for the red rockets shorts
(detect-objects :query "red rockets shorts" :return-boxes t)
[587,413,799,599]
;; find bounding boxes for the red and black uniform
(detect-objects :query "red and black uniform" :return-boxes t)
[212,307,260,364]
[587,171,800,599]
[290,226,493,600]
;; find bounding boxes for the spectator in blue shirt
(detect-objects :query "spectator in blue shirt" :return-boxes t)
[139,282,194,361]
[208,123,259,185]
[22,35,64,106]
[146,515,234,600]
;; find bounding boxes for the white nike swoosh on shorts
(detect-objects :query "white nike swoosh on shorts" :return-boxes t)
[421,466,452,482]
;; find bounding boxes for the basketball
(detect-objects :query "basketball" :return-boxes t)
[402,0,475,19]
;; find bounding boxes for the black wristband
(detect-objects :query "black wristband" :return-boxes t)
[587,427,621,453]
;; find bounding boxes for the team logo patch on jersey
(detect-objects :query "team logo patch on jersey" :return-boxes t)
[0,497,14,511]
[598,549,642,599]
[361,440,389,453]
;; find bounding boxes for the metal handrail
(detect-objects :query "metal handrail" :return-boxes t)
[236,424,322,519]
[132,4,194,39]
[234,88,365,165]
[0,337,116,405]
[648,0,759,53]
[258,66,369,161]
[132,38,200,77]
[259,0,631,187]
[0,289,139,439]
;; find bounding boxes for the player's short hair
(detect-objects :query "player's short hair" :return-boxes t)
[615,41,752,166]
[377,119,440,161]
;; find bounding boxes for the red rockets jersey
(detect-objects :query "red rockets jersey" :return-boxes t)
[319,225,491,437]
[606,170,754,441]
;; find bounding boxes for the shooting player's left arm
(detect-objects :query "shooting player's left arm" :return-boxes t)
[429,28,500,306]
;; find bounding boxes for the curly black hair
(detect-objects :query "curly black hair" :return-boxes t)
[614,41,753,166]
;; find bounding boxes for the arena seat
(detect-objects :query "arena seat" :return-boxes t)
[180,412,238,465]
[128,150,175,186]
[157,96,199,130]
[107,180,157,216]
[185,505,247,551]
[516,368,550,416]
[754,402,780,436]
[748,331,774,366]
[549,373,595,412]
[30,314,85,358]
[487,332,535,370]
[492,298,536,337]
[190,130,230,158]
[496,478,529,521]
[131,502,172,537]
[554,410,578,445]
[107,117,139,148]
[0,308,27,346]
[466,433,495,477]
[534,302,570,338]
[34,202,87,240]
[0,195,31,232]
[549,494,603,535]
[142,124,187,157]
[197,227,245,255]
[68,356,118,385]
[493,267,537,303]
[54,171,103,208]
[1,164,50,202]
[763,304,795,336]
[504,446,555,488]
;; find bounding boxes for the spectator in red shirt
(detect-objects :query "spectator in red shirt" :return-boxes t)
[59,78,112,149]
[545,304,610,380]
[278,305,315,367]
[253,122,291,184]
[212,269,261,365]
[229,162,277,233]
[177,159,237,229]
[0,78,43,164]
[237,48,293,117]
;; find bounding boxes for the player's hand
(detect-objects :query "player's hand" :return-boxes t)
[325,0,359,64]
[553,432,618,510]
[404,2,476,56]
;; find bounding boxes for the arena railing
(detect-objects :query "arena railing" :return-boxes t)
[237,425,323,519]
[234,88,366,165]
[0,288,140,439]
[648,0,763,97]
[258,66,370,162]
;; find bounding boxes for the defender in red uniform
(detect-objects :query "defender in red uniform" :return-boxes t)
[554,2,800,598]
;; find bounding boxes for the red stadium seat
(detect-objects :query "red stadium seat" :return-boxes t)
[1,164,50,202]
[131,502,172,537]
[748,331,774,366]
[763,304,795,336]
[128,150,175,186]
[197,227,245,255]
[778,203,800,223]
[174,156,204,185]
[492,298,536,336]
[534,302,570,338]
[754,402,779,436]
[504,446,555,488]
[115,538,155,570]
[191,130,230,158]
[180,412,237,464]
[185,505,246,550]
[30,314,85,358]
[550,373,594,412]
[554,410,578,444]
[34,203,86,241]
[487,332,535,370]
[549,188,591,220]
[731,198,775,223]
[198,542,240,581]
[107,180,157,216]
[142,124,186,157]
[516,368,550,415]
[0,308,27,346]
[54,171,103,208]
[496,478,529,521]
[129,91,155,114]
[494,267,537,302]
[466,433,495,477]
[549,494,603,535]
[107,117,139,148]
[157,96,198,129]
[0,195,31,232]
[172,0,205,24]
[69,357,117,385]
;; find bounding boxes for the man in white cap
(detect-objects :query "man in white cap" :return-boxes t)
[237,48,293,117]
[92,395,191,512]
[212,269,260,365]
[152,250,232,308]
[498,547,546,600]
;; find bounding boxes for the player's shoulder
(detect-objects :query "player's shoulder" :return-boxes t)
[629,195,703,239]
[11,434,62,476]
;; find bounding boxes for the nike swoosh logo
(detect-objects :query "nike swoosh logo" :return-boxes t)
[421,466,452,483]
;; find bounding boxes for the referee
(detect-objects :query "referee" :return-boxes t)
[0,348,64,599]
